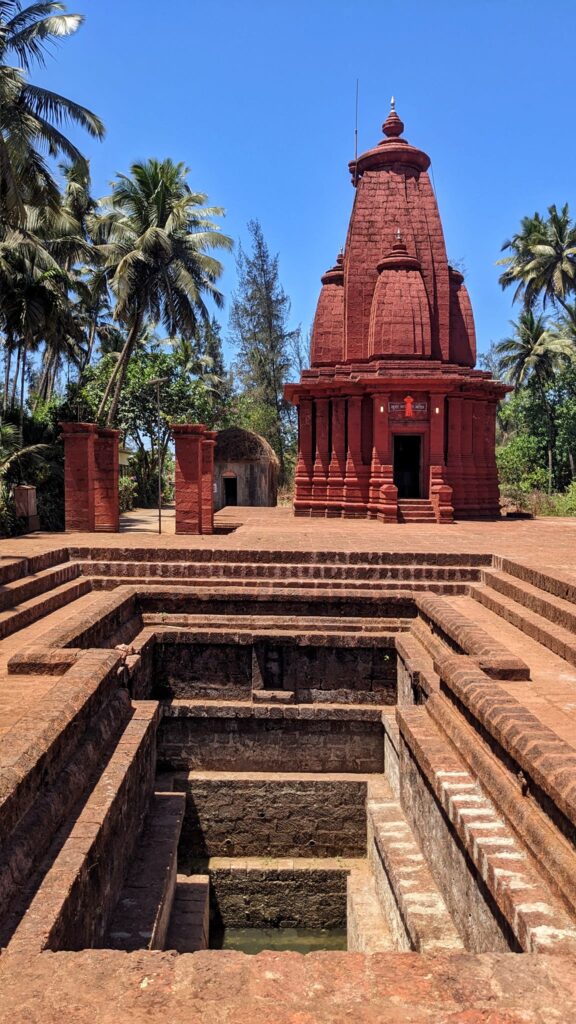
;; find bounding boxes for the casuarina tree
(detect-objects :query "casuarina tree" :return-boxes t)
[229,219,300,484]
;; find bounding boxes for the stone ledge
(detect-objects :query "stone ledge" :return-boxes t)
[162,699,384,721]
[8,702,159,954]
[439,655,576,834]
[0,948,575,1023]
[415,593,530,680]
[0,649,123,840]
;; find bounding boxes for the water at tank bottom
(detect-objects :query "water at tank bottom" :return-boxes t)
[214,926,348,954]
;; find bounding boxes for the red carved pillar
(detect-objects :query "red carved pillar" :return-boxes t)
[94,428,120,532]
[461,399,478,515]
[327,396,346,516]
[484,398,501,513]
[343,394,369,517]
[446,397,464,515]
[294,396,314,515]
[428,393,453,523]
[311,397,330,515]
[429,393,445,468]
[200,430,216,534]
[369,393,392,519]
[60,422,97,531]
[172,423,204,534]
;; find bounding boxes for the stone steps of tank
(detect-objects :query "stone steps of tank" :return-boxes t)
[346,863,396,952]
[106,791,185,951]
[366,777,464,952]
[397,704,576,953]
[471,575,576,669]
[79,559,480,582]
[70,546,493,567]
[165,874,210,953]
[93,576,470,596]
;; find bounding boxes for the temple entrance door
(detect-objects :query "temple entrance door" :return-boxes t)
[224,476,238,506]
[393,435,422,498]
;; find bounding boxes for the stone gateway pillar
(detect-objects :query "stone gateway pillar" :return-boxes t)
[60,422,120,532]
[172,424,215,535]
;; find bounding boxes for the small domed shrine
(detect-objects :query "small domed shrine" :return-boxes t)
[285,101,508,522]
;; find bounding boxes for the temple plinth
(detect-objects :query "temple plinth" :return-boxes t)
[285,104,508,522]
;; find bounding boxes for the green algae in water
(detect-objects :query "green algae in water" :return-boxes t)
[218,927,347,954]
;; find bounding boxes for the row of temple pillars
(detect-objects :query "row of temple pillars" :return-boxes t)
[60,422,216,534]
[293,392,499,519]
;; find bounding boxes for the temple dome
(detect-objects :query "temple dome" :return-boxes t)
[368,236,431,359]
[310,252,344,366]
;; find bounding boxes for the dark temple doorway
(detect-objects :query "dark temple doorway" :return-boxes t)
[393,435,422,498]
[224,477,238,506]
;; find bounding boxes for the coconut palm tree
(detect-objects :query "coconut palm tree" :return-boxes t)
[498,205,576,313]
[93,158,233,426]
[0,1,104,225]
[495,309,575,491]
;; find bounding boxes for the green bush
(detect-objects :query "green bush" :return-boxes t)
[119,476,137,513]
[496,435,548,492]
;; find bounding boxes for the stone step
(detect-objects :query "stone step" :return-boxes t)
[165,874,210,952]
[398,500,436,524]
[0,557,27,586]
[470,582,576,668]
[366,779,464,952]
[424,687,576,918]
[346,863,395,952]
[93,576,470,596]
[495,556,576,605]
[397,705,576,953]
[70,546,492,567]
[144,611,403,635]
[252,689,295,704]
[0,562,80,613]
[107,791,185,951]
[0,577,92,641]
[482,568,576,637]
[80,560,481,582]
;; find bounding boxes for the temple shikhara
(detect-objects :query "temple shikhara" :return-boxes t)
[286,102,508,523]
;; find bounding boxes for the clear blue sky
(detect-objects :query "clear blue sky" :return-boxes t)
[35,0,576,363]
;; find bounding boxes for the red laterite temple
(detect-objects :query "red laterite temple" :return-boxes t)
[285,103,508,523]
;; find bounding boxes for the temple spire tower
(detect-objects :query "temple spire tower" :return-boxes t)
[285,103,509,523]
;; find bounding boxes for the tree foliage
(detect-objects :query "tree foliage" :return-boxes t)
[229,219,300,484]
